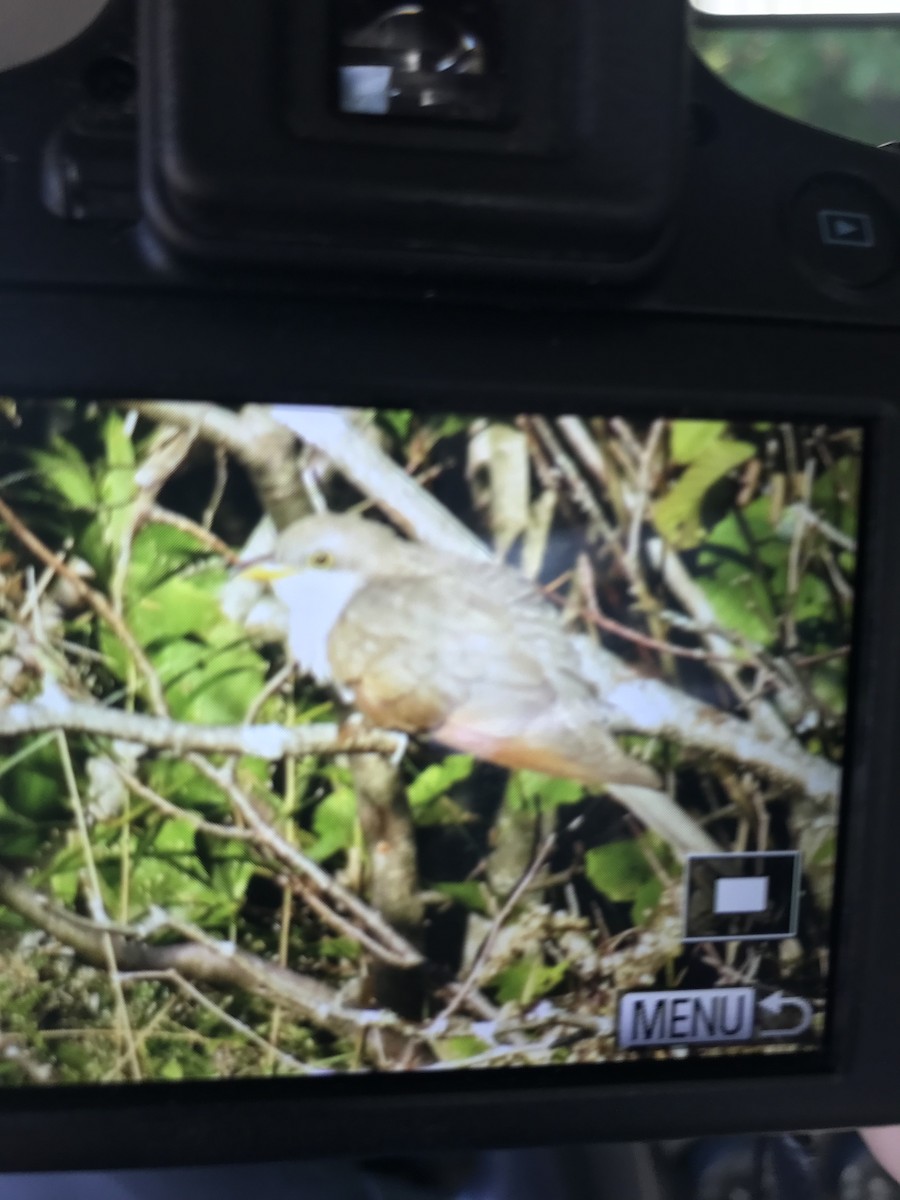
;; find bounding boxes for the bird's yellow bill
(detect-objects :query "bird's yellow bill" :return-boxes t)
[238,563,298,583]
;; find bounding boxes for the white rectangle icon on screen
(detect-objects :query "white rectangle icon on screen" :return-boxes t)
[714,876,769,915]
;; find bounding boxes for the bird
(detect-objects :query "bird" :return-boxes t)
[241,512,660,791]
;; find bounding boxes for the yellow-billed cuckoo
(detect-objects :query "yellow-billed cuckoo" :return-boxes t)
[243,513,659,790]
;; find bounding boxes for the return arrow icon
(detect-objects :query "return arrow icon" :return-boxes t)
[757,990,813,1038]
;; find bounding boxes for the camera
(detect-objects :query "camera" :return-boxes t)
[1,0,900,1176]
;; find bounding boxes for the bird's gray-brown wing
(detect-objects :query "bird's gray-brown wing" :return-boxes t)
[328,567,658,789]
[328,573,559,732]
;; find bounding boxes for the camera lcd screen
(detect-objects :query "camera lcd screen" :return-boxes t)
[0,401,862,1087]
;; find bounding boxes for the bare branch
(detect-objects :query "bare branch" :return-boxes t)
[187,756,423,969]
[0,868,410,1045]
[589,659,839,809]
[0,698,404,761]
[125,401,311,530]
[269,405,492,560]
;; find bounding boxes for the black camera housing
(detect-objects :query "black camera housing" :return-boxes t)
[140,0,687,279]
[1,0,900,1175]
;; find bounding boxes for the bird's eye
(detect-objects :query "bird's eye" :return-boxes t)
[309,550,335,568]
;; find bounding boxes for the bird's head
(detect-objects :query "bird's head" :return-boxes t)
[238,515,406,675]
[239,513,406,588]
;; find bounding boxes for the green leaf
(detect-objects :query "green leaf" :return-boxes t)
[434,1035,490,1063]
[670,421,728,466]
[584,840,655,904]
[505,770,585,814]
[160,1059,185,1081]
[170,650,268,725]
[794,571,832,624]
[317,936,362,961]
[694,560,776,644]
[655,437,755,549]
[2,741,69,824]
[432,881,489,915]
[380,410,414,441]
[30,439,97,511]
[125,820,229,923]
[128,577,223,648]
[632,878,664,925]
[127,524,215,597]
[0,817,46,859]
[48,859,81,906]
[144,759,239,817]
[152,817,200,855]
[309,786,358,862]
[407,755,475,809]
[695,503,780,644]
[432,415,470,440]
[99,412,137,553]
[207,841,256,906]
[489,955,568,1005]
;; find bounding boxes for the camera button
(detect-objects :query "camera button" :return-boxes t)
[787,175,898,290]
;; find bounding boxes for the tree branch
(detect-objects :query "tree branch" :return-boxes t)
[0,868,411,1047]
[124,401,312,530]
[0,698,404,760]
[268,405,492,559]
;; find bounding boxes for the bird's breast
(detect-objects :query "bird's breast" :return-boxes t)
[271,569,365,685]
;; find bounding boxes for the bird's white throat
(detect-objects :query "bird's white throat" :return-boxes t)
[270,569,365,684]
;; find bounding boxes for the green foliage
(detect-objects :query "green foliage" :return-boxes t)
[655,429,755,549]
[488,954,569,1006]
[0,403,856,1079]
[407,754,476,826]
[433,1034,490,1062]
[670,420,731,467]
[378,409,414,441]
[0,738,70,859]
[505,770,585,814]
[431,881,490,916]
[694,501,779,644]
[693,26,900,146]
[584,837,678,925]
[308,783,359,863]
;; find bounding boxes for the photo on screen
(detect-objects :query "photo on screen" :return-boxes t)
[0,402,861,1083]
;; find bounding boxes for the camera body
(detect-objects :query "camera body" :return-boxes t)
[1,0,899,315]
[1,0,900,1175]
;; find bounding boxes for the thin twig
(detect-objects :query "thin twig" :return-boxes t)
[626,420,665,570]
[114,762,255,842]
[56,731,143,1081]
[526,417,607,526]
[0,494,167,715]
[145,503,238,564]
[429,833,557,1029]
[190,757,422,968]
[243,662,295,727]
[202,445,229,531]
[119,970,309,1075]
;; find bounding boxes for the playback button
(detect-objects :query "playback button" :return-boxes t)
[788,174,898,289]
